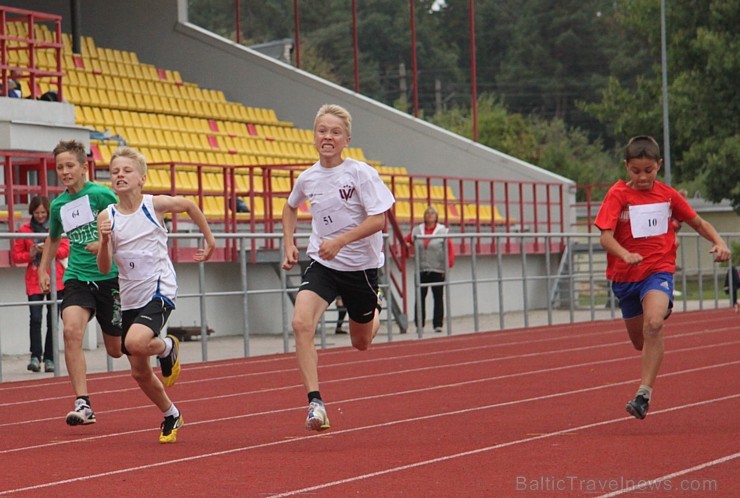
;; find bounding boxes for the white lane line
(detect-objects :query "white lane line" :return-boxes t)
[0,312,730,394]
[1,324,735,411]
[1,355,738,455]
[597,452,740,497]
[267,395,740,497]
[3,389,738,496]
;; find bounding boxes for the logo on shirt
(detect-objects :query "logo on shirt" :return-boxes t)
[339,184,355,201]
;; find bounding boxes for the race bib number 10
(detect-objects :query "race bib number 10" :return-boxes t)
[629,202,670,238]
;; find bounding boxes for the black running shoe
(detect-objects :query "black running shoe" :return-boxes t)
[626,394,649,419]
[159,335,181,388]
[159,413,183,443]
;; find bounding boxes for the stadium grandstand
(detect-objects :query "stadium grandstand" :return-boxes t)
[5,0,729,368]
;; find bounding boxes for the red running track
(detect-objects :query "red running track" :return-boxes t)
[0,309,738,497]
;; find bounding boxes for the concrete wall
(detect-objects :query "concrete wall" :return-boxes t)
[0,98,88,152]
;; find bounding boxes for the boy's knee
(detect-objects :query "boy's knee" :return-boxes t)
[105,342,123,358]
[351,337,371,351]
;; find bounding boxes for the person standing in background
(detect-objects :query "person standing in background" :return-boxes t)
[12,195,70,373]
[406,205,455,333]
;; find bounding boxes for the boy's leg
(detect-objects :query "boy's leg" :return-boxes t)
[639,290,669,388]
[292,290,329,393]
[623,316,644,350]
[126,332,171,412]
[61,305,93,397]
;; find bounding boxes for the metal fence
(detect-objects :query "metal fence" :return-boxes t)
[1,230,737,382]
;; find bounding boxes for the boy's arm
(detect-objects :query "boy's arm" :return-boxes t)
[599,229,643,265]
[154,195,216,261]
[281,202,299,270]
[684,215,731,262]
[37,235,62,293]
[318,212,386,261]
[96,210,114,274]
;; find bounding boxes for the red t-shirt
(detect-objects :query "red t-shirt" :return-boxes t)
[594,180,696,282]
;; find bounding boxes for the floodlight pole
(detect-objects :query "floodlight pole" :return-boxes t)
[660,0,672,185]
[352,0,360,92]
[410,0,419,117]
[469,0,478,142]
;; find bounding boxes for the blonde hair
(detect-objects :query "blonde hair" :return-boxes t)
[424,205,439,223]
[314,104,352,136]
[110,146,148,175]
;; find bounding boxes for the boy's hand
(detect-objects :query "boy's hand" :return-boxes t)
[282,245,299,270]
[710,243,731,262]
[85,241,100,255]
[622,252,643,265]
[38,271,50,294]
[318,238,342,261]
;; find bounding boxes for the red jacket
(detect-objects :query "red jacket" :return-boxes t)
[11,222,69,295]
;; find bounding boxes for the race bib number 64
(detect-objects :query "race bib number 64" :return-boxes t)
[629,202,670,238]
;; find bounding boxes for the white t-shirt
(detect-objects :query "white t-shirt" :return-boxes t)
[287,158,395,271]
[107,195,177,310]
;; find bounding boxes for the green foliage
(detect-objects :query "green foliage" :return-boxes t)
[430,95,620,199]
[187,0,738,211]
[583,0,740,211]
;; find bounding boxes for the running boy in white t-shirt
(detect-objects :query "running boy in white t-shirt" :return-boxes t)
[97,147,216,442]
[282,104,395,431]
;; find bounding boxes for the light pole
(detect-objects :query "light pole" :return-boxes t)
[660,0,672,185]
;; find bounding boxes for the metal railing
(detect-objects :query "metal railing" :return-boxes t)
[1,230,736,382]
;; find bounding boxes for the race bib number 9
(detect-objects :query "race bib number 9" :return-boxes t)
[60,195,95,233]
[629,202,670,238]
[311,196,353,237]
[116,250,154,280]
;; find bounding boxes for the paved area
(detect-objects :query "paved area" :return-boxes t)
[1,302,729,383]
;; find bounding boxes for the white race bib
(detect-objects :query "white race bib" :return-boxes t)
[311,196,353,237]
[117,250,154,280]
[629,202,670,238]
[60,195,95,233]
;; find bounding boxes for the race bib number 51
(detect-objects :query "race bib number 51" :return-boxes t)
[629,202,670,238]
[311,196,353,237]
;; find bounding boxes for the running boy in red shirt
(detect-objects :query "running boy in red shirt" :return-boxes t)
[594,135,730,419]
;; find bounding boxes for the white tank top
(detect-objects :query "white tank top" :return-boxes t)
[107,195,177,310]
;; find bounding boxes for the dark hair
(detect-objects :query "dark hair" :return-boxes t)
[625,135,661,162]
[28,195,50,215]
[52,139,87,165]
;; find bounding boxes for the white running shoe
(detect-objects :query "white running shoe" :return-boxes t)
[66,399,96,426]
[305,401,330,431]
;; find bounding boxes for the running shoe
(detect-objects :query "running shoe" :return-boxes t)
[305,401,331,431]
[66,399,96,426]
[434,327,443,333]
[27,357,40,372]
[159,335,181,388]
[44,359,54,372]
[625,394,649,419]
[159,413,184,443]
[376,289,384,312]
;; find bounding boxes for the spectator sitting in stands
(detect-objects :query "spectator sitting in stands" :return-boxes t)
[1,77,22,98]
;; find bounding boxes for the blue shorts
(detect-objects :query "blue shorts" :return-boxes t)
[612,272,674,319]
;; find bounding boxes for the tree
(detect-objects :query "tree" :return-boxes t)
[582,0,740,211]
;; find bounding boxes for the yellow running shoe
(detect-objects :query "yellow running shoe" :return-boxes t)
[159,413,183,443]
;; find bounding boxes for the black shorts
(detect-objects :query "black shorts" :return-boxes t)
[61,278,122,337]
[121,298,174,355]
[298,260,379,324]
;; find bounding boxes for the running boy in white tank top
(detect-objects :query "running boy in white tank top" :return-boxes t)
[96,147,216,442]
